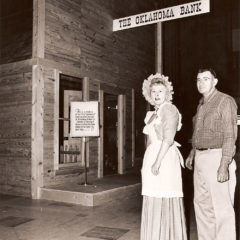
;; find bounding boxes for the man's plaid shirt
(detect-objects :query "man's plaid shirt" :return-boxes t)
[192,89,238,163]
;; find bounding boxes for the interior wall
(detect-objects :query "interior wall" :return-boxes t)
[163,0,240,157]
[161,0,240,229]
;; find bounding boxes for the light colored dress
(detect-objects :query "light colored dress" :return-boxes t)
[140,102,187,240]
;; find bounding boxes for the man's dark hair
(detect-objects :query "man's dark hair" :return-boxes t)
[198,68,217,78]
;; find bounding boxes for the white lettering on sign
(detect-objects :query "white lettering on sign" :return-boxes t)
[113,0,210,31]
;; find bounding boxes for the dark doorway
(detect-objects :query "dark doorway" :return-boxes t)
[59,74,83,165]
[103,93,118,175]
[135,94,147,162]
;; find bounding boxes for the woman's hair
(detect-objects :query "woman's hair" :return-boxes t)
[150,78,168,89]
[142,73,174,105]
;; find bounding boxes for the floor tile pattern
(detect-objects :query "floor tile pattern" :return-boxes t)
[0,216,34,227]
[81,226,129,240]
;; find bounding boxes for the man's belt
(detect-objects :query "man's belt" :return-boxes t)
[196,148,220,151]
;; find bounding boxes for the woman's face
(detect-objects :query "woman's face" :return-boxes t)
[150,83,167,107]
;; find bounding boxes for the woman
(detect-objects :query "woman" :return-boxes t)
[141,73,187,240]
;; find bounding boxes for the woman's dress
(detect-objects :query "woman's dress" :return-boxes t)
[140,102,187,240]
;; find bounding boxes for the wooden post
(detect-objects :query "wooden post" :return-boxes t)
[118,95,126,174]
[33,0,45,58]
[53,69,61,170]
[155,22,163,73]
[82,77,89,167]
[98,90,104,178]
[31,65,44,199]
[82,137,88,185]
[131,89,135,167]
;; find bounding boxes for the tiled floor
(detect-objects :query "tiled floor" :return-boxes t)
[0,191,239,240]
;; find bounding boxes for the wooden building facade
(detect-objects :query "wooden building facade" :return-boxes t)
[0,0,156,198]
[1,0,239,201]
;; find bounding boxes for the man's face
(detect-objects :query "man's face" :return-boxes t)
[196,71,217,96]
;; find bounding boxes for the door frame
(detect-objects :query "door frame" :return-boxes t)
[98,91,126,177]
[117,94,126,174]
[53,74,89,171]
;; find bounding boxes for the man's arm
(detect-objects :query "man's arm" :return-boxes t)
[218,97,237,182]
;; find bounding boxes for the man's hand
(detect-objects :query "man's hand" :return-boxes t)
[217,163,229,182]
[186,149,195,170]
[186,155,193,170]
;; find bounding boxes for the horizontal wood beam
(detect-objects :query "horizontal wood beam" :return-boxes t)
[0,57,135,93]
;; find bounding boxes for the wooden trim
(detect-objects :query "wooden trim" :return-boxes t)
[98,90,104,178]
[0,58,132,92]
[131,89,135,167]
[36,58,87,80]
[53,69,61,170]
[83,77,90,101]
[82,77,90,167]
[155,22,163,73]
[0,59,34,75]
[33,0,45,58]
[118,95,126,174]
[31,65,44,199]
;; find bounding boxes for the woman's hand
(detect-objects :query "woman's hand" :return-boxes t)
[151,161,160,175]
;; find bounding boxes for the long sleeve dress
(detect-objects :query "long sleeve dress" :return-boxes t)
[140,102,187,240]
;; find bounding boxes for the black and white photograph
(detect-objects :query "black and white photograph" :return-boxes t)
[0,0,239,239]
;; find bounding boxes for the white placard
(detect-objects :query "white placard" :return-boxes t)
[70,101,99,137]
[113,0,210,31]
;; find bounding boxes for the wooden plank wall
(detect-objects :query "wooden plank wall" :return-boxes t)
[0,70,32,196]
[40,66,58,186]
[42,67,55,175]
[44,0,155,174]
[44,0,155,89]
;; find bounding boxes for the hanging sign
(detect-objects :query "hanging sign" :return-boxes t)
[70,101,100,137]
[113,0,210,31]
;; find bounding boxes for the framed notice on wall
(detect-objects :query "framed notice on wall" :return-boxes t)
[70,101,100,137]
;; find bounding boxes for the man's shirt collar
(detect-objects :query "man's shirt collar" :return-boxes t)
[200,89,218,105]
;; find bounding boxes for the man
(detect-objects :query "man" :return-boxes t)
[186,68,237,240]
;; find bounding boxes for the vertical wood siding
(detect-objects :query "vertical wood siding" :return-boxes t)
[41,67,57,186]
